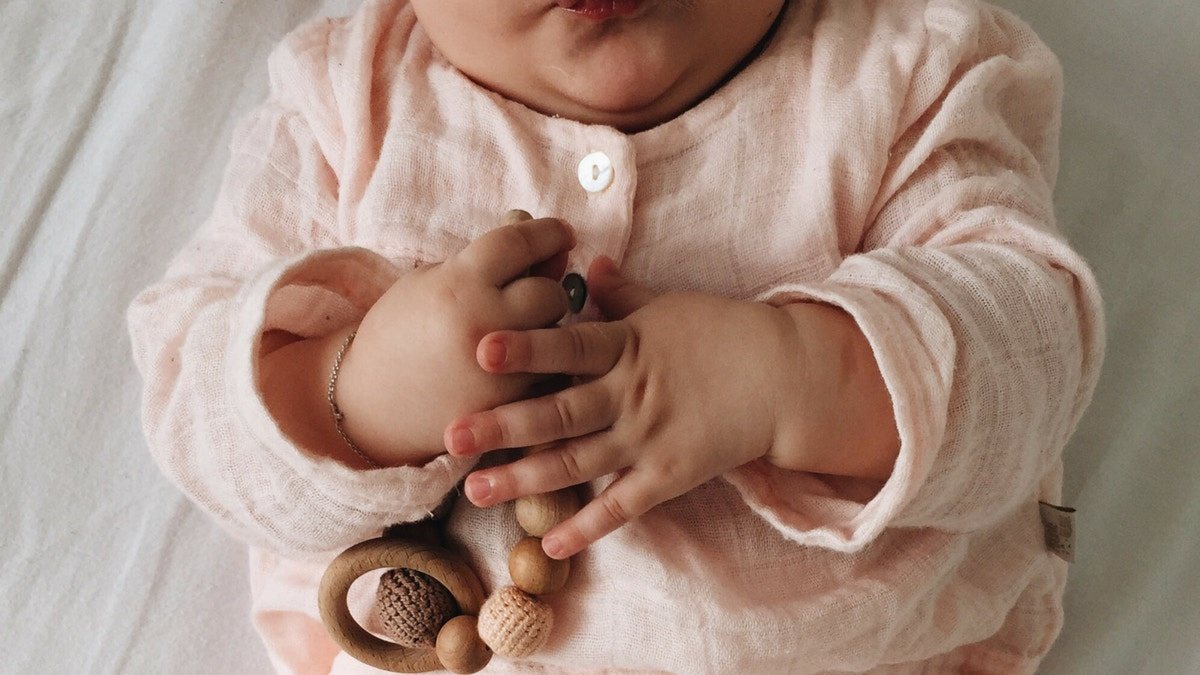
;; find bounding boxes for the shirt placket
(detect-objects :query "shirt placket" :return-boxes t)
[558,129,637,324]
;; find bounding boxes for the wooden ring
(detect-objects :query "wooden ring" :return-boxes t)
[318,537,488,673]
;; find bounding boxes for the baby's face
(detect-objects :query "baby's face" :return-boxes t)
[411,0,786,132]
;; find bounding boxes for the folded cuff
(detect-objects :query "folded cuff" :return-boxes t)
[724,274,952,552]
[226,247,477,525]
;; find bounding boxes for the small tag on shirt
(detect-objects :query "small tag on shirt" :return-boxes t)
[1039,502,1076,562]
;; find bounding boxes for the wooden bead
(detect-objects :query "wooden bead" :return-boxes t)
[435,615,492,674]
[508,536,570,596]
[502,209,533,225]
[515,489,580,537]
[477,586,554,659]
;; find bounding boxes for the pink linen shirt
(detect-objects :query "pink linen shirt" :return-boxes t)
[127,0,1105,672]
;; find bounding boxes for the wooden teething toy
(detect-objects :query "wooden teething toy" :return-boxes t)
[318,209,586,673]
[318,533,491,673]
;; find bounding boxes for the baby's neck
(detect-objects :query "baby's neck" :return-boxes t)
[418,0,791,134]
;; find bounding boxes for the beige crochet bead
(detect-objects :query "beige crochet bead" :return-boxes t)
[476,586,554,659]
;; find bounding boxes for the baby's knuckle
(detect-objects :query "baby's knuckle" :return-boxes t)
[567,326,589,365]
[552,395,577,435]
[598,493,631,525]
[501,224,537,259]
[648,456,685,486]
[620,379,665,440]
[627,373,650,410]
[556,447,584,483]
[491,414,514,448]
[502,333,529,369]
[622,328,643,368]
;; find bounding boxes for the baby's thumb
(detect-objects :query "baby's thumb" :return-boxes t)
[587,256,654,320]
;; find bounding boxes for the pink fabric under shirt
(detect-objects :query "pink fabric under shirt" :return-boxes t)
[127,0,1105,672]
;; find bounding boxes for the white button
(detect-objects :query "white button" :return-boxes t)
[577,151,614,193]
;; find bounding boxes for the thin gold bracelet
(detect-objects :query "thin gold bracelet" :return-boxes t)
[327,330,382,470]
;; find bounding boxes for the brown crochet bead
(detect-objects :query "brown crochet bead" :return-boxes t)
[477,586,554,659]
[509,537,570,596]
[435,615,492,674]
[376,568,459,648]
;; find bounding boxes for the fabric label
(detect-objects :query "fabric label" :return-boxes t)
[1039,502,1076,563]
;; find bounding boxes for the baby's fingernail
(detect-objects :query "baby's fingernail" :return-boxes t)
[543,536,565,559]
[448,426,476,455]
[481,338,507,370]
[466,475,493,504]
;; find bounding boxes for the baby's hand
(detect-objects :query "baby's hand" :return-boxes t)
[336,216,576,467]
[444,256,805,559]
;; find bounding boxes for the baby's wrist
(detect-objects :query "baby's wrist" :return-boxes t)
[324,328,389,469]
[771,302,900,481]
[258,325,383,470]
[333,324,441,468]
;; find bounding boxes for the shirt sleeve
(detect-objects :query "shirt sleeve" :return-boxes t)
[724,2,1106,552]
[126,20,475,559]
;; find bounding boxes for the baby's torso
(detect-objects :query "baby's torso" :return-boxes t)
[321,0,929,308]
[254,1,1066,671]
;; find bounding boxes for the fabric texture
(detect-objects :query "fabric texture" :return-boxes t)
[126,0,1105,672]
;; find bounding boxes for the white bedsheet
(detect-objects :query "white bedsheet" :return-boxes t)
[2,1,1197,673]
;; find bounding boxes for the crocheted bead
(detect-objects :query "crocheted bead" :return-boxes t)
[514,489,580,537]
[435,615,492,674]
[376,568,459,648]
[476,586,554,659]
[509,537,570,596]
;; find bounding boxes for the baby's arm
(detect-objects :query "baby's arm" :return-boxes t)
[127,24,573,557]
[441,3,1104,570]
[126,95,428,557]
[726,4,1106,552]
[257,217,575,470]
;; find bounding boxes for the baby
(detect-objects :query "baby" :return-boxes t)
[128,0,1105,672]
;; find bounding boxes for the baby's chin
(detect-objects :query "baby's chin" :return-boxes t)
[538,45,691,129]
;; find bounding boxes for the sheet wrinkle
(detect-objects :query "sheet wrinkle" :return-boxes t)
[104,497,192,675]
[0,6,131,299]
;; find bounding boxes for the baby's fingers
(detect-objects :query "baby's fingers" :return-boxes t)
[463,435,629,507]
[499,276,570,330]
[445,379,616,456]
[478,321,628,375]
[541,470,677,560]
[454,218,576,287]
